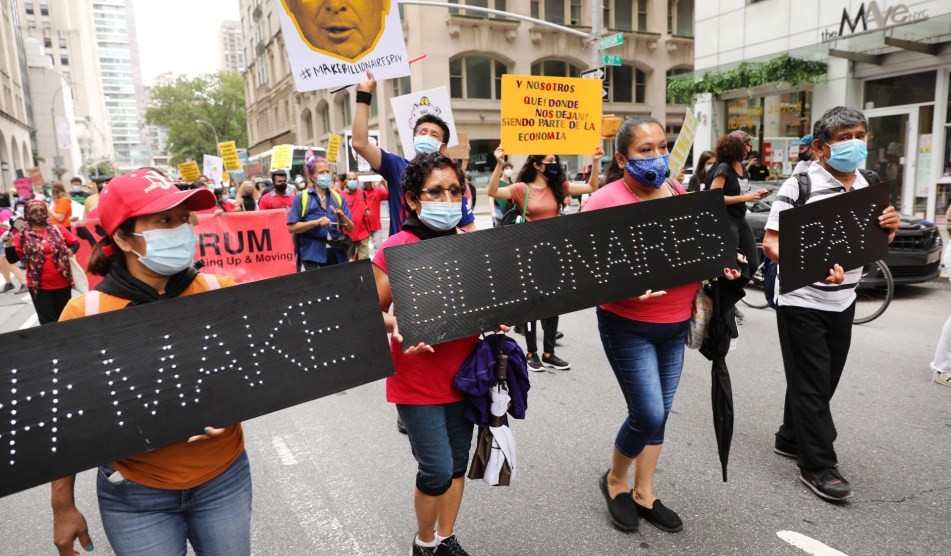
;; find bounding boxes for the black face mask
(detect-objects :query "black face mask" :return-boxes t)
[274,182,287,193]
[543,162,561,178]
[798,150,812,162]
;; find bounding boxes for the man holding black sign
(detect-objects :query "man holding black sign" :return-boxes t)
[762,107,900,501]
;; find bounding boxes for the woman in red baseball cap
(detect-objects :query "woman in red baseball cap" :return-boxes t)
[51,168,253,556]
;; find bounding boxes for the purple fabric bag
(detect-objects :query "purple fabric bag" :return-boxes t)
[453,334,530,427]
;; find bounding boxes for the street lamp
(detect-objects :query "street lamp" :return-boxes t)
[195,119,221,158]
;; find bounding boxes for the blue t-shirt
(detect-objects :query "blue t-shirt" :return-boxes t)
[375,149,474,236]
[287,188,352,264]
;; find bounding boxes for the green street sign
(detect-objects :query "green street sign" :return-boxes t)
[602,54,622,66]
[599,33,624,50]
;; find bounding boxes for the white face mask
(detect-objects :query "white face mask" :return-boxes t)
[503,168,514,179]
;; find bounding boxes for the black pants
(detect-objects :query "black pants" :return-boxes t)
[525,316,558,355]
[730,218,759,274]
[30,286,72,325]
[775,302,855,470]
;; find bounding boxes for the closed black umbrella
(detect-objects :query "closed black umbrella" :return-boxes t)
[699,254,749,482]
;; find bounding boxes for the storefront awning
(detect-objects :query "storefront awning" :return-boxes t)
[824,12,951,65]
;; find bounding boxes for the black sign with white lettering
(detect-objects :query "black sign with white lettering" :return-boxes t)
[778,183,890,294]
[0,259,393,498]
[387,191,736,345]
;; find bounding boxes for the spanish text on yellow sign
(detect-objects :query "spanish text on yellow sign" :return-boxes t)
[327,134,341,163]
[178,161,201,182]
[270,144,294,172]
[219,141,242,171]
[667,111,699,178]
[501,75,601,155]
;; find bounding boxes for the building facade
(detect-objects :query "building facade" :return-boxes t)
[145,71,173,172]
[220,20,245,73]
[18,0,114,181]
[0,0,34,193]
[241,0,694,181]
[692,0,951,223]
[93,0,150,172]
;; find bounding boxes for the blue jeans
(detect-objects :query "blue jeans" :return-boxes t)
[97,451,252,556]
[397,401,474,496]
[597,308,688,458]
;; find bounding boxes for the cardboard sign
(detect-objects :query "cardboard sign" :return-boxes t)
[203,155,223,185]
[327,134,342,164]
[668,111,699,178]
[14,177,32,198]
[344,130,380,174]
[72,211,297,289]
[270,144,294,172]
[387,191,736,345]
[444,132,470,160]
[219,141,242,172]
[390,87,458,157]
[178,161,201,182]
[778,184,890,294]
[501,75,602,155]
[276,0,410,92]
[0,259,393,498]
[28,167,44,186]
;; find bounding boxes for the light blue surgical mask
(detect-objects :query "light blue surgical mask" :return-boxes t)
[315,175,332,189]
[824,139,868,173]
[418,201,462,231]
[414,135,442,155]
[132,223,197,276]
[346,180,359,192]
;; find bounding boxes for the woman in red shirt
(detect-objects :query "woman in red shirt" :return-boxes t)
[3,199,80,323]
[374,153,499,556]
[487,146,603,372]
[581,116,739,535]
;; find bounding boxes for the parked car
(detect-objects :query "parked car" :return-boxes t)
[745,182,943,285]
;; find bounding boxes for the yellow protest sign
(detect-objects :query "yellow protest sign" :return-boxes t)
[222,171,231,184]
[501,75,601,155]
[667,111,699,178]
[219,141,242,171]
[270,144,293,172]
[327,134,341,163]
[178,161,201,182]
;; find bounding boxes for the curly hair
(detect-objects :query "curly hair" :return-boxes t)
[516,155,566,208]
[401,153,465,205]
[714,134,748,165]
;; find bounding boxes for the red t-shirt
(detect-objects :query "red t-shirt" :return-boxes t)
[364,186,388,232]
[373,231,479,405]
[341,189,370,241]
[258,190,295,211]
[13,224,80,290]
[580,178,698,323]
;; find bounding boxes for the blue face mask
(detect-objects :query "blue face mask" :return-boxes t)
[132,223,197,276]
[824,139,867,173]
[414,135,442,155]
[346,180,359,192]
[315,175,332,189]
[625,154,670,188]
[418,201,462,231]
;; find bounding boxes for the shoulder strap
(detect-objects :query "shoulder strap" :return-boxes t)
[858,168,882,185]
[331,190,342,207]
[201,273,221,290]
[793,173,811,207]
[300,190,309,218]
[521,186,529,221]
[85,291,101,315]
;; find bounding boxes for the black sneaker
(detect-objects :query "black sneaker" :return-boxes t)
[527,353,544,372]
[773,442,798,459]
[1,283,13,293]
[411,541,437,556]
[555,331,564,340]
[397,415,407,435]
[437,535,470,556]
[599,471,639,532]
[513,324,525,336]
[635,499,683,533]
[800,467,852,501]
[542,353,570,370]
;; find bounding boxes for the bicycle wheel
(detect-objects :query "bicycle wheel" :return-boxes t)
[741,259,770,309]
[853,260,894,325]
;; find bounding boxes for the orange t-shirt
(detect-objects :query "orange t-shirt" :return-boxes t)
[53,196,72,228]
[59,274,245,490]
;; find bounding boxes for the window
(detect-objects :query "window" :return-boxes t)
[666,67,691,103]
[40,3,48,16]
[449,56,507,100]
[447,0,507,17]
[392,75,412,97]
[531,59,582,78]
[43,37,52,48]
[864,71,936,109]
[605,0,645,31]
[300,108,314,141]
[42,21,50,30]
[60,54,69,66]
[27,20,35,29]
[637,0,648,31]
[544,0,564,24]
[608,65,647,104]
[337,92,352,127]
[667,0,693,36]
[25,3,34,15]
[318,103,330,136]
[58,37,67,49]
[570,0,582,24]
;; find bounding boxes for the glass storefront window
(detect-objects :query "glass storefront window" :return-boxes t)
[725,90,812,177]
[864,71,936,110]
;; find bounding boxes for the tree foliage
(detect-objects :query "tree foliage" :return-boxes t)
[145,72,247,166]
[666,55,828,105]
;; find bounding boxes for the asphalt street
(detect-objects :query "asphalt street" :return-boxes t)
[0,204,949,555]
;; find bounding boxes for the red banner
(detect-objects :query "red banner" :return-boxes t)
[73,210,295,287]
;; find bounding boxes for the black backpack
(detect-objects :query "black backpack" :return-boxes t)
[791,168,882,207]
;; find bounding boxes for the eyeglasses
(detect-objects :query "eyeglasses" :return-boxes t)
[421,186,465,200]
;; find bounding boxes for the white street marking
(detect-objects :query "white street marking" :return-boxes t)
[18,313,38,330]
[271,435,299,465]
[777,531,849,556]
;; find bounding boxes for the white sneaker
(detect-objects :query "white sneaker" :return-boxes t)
[933,370,951,389]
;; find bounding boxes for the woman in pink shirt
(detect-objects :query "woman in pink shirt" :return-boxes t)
[582,116,739,535]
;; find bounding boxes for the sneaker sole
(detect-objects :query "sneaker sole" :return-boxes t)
[528,366,546,373]
[773,446,798,459]
[599,473,639,532]
[799,474,852,501]
[543,362,570,370]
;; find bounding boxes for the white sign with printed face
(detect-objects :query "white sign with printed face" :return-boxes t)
[203,155,223,186]
[390,87,459,157]
[275,0,411,92]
